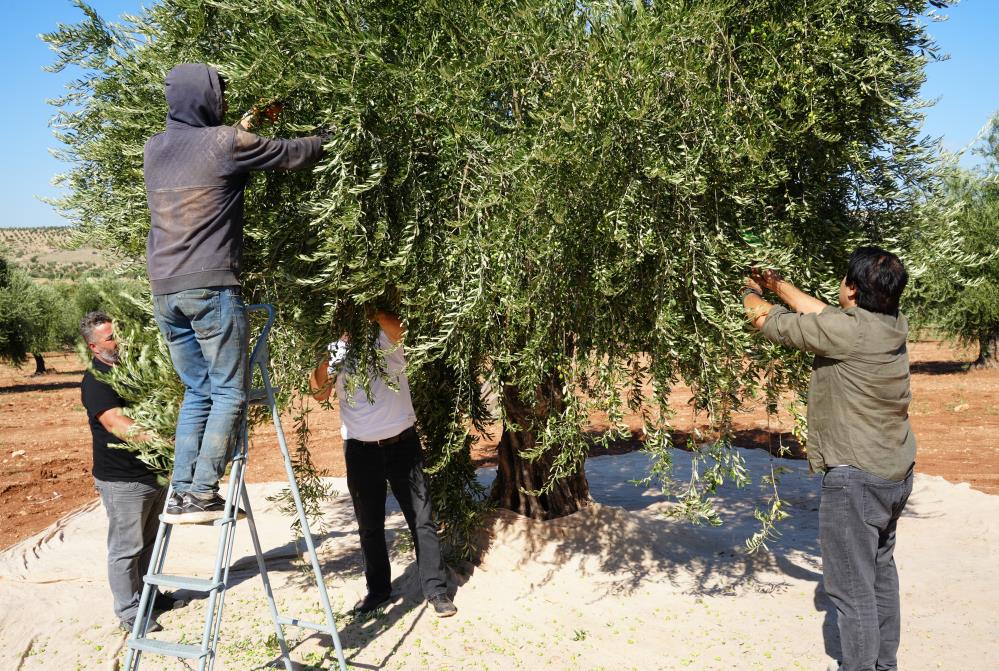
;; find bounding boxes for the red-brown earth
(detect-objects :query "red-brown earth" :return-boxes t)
[2,341,996,550]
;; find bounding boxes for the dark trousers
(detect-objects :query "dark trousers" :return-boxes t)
[344,430,448,599]
[95,479,167,623]
[820,465,914,671]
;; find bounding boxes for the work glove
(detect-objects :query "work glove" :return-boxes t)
[312,126,336,143]
[238,100,284,131]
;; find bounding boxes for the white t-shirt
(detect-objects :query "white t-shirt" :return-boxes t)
[329,330,417,442]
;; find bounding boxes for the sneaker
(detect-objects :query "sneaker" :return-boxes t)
[427,593,457,618]
[120,617,162,634]
[162,492,226,525]
[153,591,186,613]
[826,661,841,671]
[352,591,392,614]
[165,491,184,516]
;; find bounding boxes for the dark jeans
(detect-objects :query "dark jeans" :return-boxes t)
[820,465,914,671]
[95,478,167,623]
[344,430,448,599]
[152,287,248,496]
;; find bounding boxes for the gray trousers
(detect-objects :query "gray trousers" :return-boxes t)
[820,465,914,671]
[94,479,167,623]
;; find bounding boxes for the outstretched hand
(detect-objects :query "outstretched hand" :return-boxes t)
[748,268,830,315]
[741,274,773,331]
[237,100,284,131]
[750,267,782,292]
[743,275,763,295]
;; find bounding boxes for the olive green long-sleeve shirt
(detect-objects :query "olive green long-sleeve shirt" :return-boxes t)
[760,305,916,481]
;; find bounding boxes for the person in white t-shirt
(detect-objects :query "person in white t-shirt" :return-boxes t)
[310,309,456,617]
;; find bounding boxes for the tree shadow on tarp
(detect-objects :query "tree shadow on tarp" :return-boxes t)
[470,450,825,602]
[253,561,429,671]
[338,563,429,670]
[469,448,936,610]
[178,490,447,666]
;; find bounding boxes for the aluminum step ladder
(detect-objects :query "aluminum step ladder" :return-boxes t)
[125,303,348,671]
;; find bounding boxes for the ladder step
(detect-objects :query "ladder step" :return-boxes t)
[145,573,223,593]
[127,638,209,660]
[277,615,336,633]
[213,515,242,526]
[248,387,279,405]
[157,514,241,526]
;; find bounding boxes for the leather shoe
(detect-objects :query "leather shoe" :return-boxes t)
[120,618,162,634]
[427,593,457,617]
[352,592,391,614]
[153,591,187,613]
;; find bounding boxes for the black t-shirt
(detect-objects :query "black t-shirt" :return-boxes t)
[81,358,158,485]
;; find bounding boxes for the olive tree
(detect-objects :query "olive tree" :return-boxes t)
[46,0,949,553]
[907,115,999,368]
[0,257,78,374]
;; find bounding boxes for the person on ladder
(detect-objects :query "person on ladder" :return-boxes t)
[310,308,458,618]
[79,311,185,632]
[144,63,327,523]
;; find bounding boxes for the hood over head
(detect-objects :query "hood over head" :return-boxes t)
[165,63,224,128]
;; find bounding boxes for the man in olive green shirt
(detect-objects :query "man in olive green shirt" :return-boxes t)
[743,247,915,671]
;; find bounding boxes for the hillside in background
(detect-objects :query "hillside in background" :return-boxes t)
[0,227,116,281]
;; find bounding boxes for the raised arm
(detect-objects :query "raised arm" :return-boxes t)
[231,128,324,172]
[369,309,406,345]
[755,269,829,315]
[743,273,858,357]
[742,275,774,331]
[309,354,333,402]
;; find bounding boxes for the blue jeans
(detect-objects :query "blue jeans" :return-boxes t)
[153,287,248,496]
[820,465,914,671]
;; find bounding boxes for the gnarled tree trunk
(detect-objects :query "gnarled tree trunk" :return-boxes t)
[975,326,999,369]
[32,353,46,375]
[491,381,590,520]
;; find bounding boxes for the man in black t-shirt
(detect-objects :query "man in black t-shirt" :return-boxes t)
[80,311,180,632]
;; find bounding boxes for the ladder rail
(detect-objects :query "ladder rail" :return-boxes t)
[203,453,246,671]
[247,303,276,370]
[246,303,347,668]
[125,506,170,671]
[241,482,294,666]
[193,437,249,671]
[124,303,348,671]
[259,357,349,669]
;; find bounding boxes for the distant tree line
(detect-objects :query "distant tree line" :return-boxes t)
[907,112,999,369]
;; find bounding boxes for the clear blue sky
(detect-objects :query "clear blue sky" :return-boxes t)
[3,1,998,228]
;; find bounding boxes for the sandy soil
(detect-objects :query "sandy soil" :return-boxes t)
[1,451,996,670]
[2,341,996,552]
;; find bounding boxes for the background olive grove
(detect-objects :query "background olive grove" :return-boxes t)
[0,253,141,374]
[907,113,999,369]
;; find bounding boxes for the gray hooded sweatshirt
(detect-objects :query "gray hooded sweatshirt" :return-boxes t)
[144,63,323,295]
